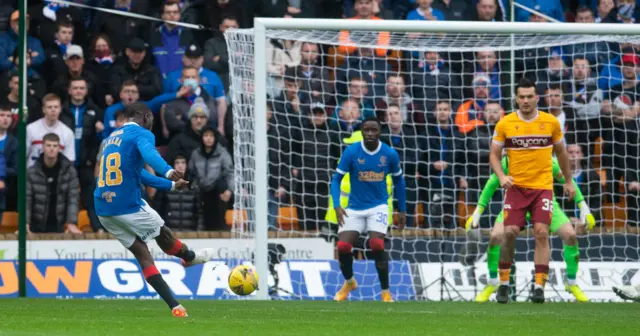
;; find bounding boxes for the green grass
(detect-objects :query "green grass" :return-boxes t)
[0,299,638,336]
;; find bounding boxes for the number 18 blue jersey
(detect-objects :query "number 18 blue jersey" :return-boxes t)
[94,123,173,216]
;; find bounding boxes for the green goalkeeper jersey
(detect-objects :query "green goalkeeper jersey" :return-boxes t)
[477,157,585,208]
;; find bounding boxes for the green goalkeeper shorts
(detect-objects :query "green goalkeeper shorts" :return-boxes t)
[495,200,570,233]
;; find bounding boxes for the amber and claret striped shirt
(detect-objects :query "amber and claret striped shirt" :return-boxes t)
[492,110,564,190]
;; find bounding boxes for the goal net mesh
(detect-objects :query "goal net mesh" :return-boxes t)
[225,28,640,301]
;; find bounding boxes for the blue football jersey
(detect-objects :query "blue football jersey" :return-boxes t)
[335,141,402,210]
[94,123,173,216]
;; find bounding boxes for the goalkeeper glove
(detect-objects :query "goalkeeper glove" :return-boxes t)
[578,201,596,231]
[465,206,484,231]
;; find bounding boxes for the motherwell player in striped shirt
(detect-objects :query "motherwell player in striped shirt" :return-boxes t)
[489,78,576,304]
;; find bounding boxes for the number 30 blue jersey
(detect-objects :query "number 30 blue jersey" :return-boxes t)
[331,141,407,212]
[94,122,173,216]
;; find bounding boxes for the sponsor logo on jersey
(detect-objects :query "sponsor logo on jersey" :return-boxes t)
[506,136,552,149]
[358,171,385,182]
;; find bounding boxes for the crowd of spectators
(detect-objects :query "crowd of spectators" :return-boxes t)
[0,0,637,235]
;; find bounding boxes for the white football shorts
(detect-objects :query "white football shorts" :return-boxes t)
[98,200,164,248]
[338,204,389,234]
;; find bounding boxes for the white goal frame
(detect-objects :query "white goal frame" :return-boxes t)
[250,18,640,300]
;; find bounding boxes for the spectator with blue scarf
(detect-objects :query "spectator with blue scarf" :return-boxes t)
[148,1,194,78]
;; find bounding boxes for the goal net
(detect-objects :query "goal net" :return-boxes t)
[225,20,640,301]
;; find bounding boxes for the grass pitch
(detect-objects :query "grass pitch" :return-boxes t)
[1,299,638,336]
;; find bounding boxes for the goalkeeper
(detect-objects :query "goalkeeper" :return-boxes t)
[467,156,596,303]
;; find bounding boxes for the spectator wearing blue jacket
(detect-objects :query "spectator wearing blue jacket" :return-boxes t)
[515,0,565,22]
[163,44,226,101]
[148,1,194,78]
[102,80,190,137]
[407,0,445,21]
[0,11,46,72]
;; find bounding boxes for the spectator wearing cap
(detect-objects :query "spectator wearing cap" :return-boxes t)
[188,125,234,231]
[163,66,225,137]
[148,0,194,78]
[515,0,564,22]
[291,101,339,231]
[603,52,640,119]
[50,45,103,107]
[163,44,226,102]
[0,10,45,72]
[90,0,151,55]
[380,104,419,227]
[43,21,74,85]
[167,98,228,163]
[455,74,491,134]
[109,38,162,102]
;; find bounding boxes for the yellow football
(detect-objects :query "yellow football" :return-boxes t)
[228,265,259,296]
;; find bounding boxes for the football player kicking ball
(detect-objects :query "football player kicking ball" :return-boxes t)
[467,157,596,302]
[95,103,215,317]
[489,78,575,304]
[331,117,407,302]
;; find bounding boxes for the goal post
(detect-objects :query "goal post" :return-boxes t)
[228,18,640,301]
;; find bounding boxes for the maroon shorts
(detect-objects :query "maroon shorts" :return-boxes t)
[503,186,553,227]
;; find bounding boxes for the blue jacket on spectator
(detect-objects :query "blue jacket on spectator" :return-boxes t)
[102,93,178,137]
[406,7,445,21]
[515,0,565,22]
[163,68,226,99]
[0,30,46,72]
[148,25,194,78]
[598,54,640,91]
